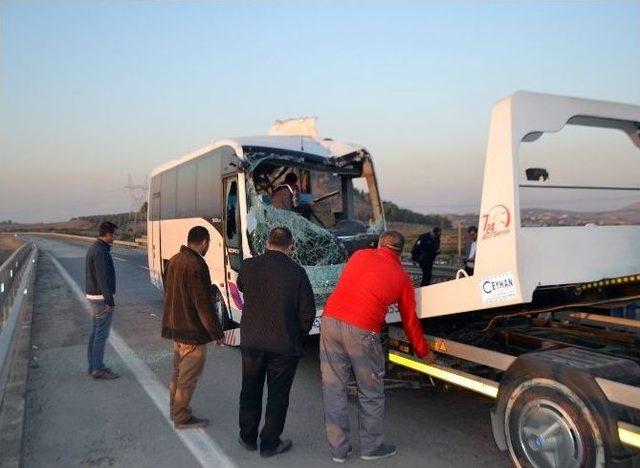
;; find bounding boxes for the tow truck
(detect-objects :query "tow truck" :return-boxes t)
[387,91,640,467]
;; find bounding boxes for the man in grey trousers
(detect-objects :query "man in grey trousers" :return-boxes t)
[320,231,434,463]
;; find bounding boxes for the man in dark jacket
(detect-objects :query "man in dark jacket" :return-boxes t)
[161,226,223,429]
[85,221,119,380]
[411,226,441,286]
[237,227,316,458]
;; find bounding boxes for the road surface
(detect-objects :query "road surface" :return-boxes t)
[21,234,509,468]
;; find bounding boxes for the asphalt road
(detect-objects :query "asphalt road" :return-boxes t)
[21,235,510,468]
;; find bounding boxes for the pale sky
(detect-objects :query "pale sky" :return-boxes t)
[1,1,639,222]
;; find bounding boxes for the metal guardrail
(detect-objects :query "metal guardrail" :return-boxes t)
[0,241,36,405]
[402,262,460,287]
[0,242,35,332]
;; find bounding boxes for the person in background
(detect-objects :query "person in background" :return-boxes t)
[411,227,441,286]
[85,221,119,380]
[161,226,223,429]
[271,172,299,211]
[464,226,478,276]
[320,230,435,463]
[237,227,316,458]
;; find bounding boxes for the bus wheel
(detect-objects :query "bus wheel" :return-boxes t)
[504,378,605,468]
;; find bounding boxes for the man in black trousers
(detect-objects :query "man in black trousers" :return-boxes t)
[237,227,316,458]
[411,226,441,286]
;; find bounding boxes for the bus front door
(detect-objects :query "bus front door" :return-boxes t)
[223,177,243,324]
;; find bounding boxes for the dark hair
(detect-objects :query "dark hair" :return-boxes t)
[98,221,118,237]
[188,226,210,244]
[284,172,298,184]
[433,226,442,234]
[379,230,405,252]
[267,226,293,249]
[468,226,478,233]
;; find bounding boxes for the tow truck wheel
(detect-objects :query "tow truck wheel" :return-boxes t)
[504,378,605,468]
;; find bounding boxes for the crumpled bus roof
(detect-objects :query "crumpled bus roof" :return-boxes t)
[150,135,369,178]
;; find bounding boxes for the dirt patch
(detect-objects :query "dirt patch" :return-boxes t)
[387,222,459,255]
[0,233,25,265]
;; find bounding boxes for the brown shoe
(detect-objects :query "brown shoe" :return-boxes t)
[174,416,209,429]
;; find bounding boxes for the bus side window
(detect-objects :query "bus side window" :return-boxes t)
[196,152,221,219]
[160,169,177,219]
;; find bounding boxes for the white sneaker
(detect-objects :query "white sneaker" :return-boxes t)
[332,447,353,463]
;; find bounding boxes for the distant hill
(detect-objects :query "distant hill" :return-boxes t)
[0,208,146,241]
[447,201,640,228]
[383,201,452,229]
[621,201,640,211]
[521,202,640,226]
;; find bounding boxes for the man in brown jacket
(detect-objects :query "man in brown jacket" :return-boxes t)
[161,226,223,429]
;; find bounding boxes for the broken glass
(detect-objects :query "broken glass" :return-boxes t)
[244,153,384,306]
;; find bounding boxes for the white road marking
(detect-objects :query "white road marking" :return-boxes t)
[112,256,127,262]
[138,265,150,271]
[47,253,236,468]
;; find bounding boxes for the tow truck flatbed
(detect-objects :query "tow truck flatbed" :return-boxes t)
[389,92,640,467]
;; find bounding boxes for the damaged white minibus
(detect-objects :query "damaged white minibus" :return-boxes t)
[147,119,387,343]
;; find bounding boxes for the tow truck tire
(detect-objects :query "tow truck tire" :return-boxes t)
[504,378,606,468]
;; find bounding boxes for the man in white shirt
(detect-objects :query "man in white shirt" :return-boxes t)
[464,226,477,275]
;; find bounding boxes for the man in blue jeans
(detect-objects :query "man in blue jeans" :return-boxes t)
[85,221,119,380]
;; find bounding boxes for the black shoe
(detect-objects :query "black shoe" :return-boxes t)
[92,368,120,380]
[239,437,257,451]
[260,439,292,458]
[360,444,397,460]
[174,416,209,429]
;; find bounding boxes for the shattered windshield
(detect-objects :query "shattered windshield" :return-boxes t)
[243,151,384,306]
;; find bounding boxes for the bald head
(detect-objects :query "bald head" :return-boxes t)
[378,230,405,255]
[266,226,294,254]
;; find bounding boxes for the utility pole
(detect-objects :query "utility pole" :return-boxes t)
[124,174,148,236]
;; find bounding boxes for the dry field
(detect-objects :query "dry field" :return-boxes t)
[0,219,93,234]
[0,232,25,265]
[387,222,462,256]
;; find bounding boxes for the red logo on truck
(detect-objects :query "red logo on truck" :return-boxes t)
[481,204,511,240]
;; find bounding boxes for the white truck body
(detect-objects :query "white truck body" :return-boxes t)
[417,91,640,318]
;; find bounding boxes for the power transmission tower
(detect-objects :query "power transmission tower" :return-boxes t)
[124,174,148,236]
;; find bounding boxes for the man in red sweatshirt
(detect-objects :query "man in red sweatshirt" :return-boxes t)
[320,230,434,463]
